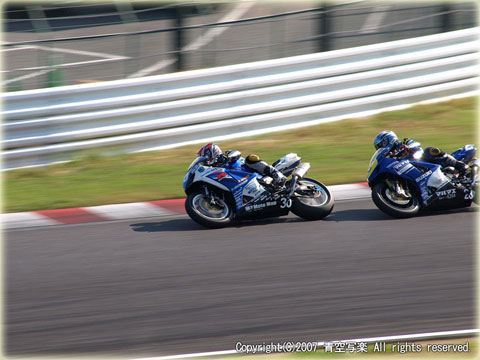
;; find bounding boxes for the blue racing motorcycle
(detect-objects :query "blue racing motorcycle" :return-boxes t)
[183,152,334,228]
[367,144,478,218]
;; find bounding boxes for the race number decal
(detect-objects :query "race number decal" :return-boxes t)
[280,198,292,209]
[464,189,474,200]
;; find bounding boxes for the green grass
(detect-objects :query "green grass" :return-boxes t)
[4,97,477,213]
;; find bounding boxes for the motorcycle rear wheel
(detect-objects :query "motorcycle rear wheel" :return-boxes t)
[291,178,334,220]
[185,190,234,228]
[372,182,420,218]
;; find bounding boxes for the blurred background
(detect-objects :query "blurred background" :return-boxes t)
[4,2,478,357]
[3,1,477,91]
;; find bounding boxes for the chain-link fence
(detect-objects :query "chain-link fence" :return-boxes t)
[3,1,477,91]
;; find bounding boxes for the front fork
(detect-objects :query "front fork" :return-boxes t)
[203,186,224,206]
[385,179,411,198]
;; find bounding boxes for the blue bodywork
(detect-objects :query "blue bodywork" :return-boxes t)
[183,157,276,213]
[451,144,476,162]
[368,148,443,205]
[368,145,476,206]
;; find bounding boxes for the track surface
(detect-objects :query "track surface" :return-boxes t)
[6,199,476,357]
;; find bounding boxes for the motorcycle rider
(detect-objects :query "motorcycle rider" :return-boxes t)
[373,130,468,173]
[197,143,287,189]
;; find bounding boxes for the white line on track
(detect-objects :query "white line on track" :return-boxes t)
[1,45,36,52]
[127,1,255,78]
[2,41,128,85]
[360,5,391,34]
[2,58,124,85]
[129,329,479,360]
[1,41,128,59]
[31,43,129,59]
[12,58,125,72]
[2,70,53,85]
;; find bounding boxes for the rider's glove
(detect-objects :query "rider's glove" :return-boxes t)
[454,160,468,174]
[215,154,227,165]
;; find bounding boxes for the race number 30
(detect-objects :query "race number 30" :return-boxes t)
[280,198,292,208]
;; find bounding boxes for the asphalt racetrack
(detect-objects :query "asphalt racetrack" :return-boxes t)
[6,198,476,357]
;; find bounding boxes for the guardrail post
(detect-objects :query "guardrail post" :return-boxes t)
[440,4,453,33]
[47,53,64,87]
[318,4,331,52]
[174,6,185,71]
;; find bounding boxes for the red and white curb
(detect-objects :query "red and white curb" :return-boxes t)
[2,183,370,230]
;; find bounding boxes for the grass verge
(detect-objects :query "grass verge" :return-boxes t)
[4,97,477,213]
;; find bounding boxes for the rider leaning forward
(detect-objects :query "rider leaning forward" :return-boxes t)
[197,143,287,189]
[373,130,468,174]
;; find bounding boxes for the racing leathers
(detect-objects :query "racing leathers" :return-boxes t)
[220,151,287,189]
[388,138,467,174]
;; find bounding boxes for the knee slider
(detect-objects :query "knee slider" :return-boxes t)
[426,147,444,157]
[423,147,446,163]
[246,154,260,164]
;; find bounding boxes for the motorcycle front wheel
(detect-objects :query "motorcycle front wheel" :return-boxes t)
[372,182,420,218]
[185,190,234,228]
[291,178,334,220]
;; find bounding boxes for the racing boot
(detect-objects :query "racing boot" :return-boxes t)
[272,171,287,192]
[443,154,468,175]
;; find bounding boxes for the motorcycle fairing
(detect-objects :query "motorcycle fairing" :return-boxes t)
[451,144,477,162]
[368,150,448,205]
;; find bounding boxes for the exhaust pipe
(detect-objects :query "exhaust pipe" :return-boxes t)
[294,162,310,179]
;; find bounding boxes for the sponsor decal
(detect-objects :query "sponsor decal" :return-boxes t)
[198,166,205,173]
[393,160,414,175]
[244,179,263,197]
[436,188,456,200]
[232,178,249,191]
[233,187,243,204]
[245,199,278,212]
[464,188,474,200]
[216,172,233,180]
[415,170,432,182]
[245,203,266,211]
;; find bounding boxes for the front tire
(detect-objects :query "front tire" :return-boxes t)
[185,190,234,228]
[372,182,420,218]
[291,178,334,220]
[473,185,479,205]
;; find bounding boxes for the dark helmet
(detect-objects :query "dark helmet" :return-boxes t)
[197,143,223,165]
[374,130,398,150]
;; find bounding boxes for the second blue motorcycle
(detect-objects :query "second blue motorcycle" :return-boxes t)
[367,144,478,218]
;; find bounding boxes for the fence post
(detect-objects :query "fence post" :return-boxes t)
[47,53,64,87]
[440,4,453,33]
[318,4,331,52]
[174,5,185,71]
[115,1,139,77]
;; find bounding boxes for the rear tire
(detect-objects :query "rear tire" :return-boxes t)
[185,190,234,228]
[473,185,479,205]
[372,182,420,218]
[291,178,334,220]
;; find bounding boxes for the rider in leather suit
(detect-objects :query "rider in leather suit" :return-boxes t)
[197,143,287,188]
[374,130,468,173]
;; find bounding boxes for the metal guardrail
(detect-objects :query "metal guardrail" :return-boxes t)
[2,27,479,170]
